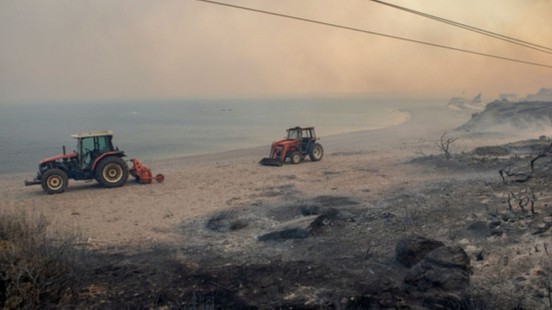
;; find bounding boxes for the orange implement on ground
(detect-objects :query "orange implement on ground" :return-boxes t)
[129,159,164,184]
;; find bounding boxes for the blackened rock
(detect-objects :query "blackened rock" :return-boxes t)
[404,246,471,308]
[467,220,491,237]
[423,245,470,272]
[395,236,445,268]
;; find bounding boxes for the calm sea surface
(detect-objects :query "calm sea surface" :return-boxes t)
[0,96,437,174]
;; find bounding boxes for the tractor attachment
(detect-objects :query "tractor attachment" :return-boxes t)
[129,159,164,184]
[260,157,284,166]
[260,140,286,166]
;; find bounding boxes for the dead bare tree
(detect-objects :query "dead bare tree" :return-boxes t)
[499,165,533,183]
[499,138,552,184]
[434,131,458,160]
[506,187,536,214]
[529,139,552,173]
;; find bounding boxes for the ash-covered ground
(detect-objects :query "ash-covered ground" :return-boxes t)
[76,136,552,309]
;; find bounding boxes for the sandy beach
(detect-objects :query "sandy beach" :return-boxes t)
[0,104,467,248]
[1,103,551,308]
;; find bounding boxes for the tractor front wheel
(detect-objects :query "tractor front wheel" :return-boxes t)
[309,143,324,161]
[41,169,68,194]
[95,157,129,188]
[290,152,302,164]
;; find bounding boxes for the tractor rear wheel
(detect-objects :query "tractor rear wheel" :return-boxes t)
[309,143,324,161]
[95,157,129,188]
[290,152,302,164]
[41,168,68,194]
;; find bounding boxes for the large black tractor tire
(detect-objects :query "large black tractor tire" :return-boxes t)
[309,143,324,161]
[41,168,68,194]
[290,151,302,164]
[95,156,129,188]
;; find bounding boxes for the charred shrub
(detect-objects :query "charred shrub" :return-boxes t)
[0,211,83,309]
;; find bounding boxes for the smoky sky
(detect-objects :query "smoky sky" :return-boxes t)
[0,0,551,103]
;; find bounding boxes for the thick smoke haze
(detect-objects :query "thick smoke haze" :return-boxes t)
[0,0,551,103]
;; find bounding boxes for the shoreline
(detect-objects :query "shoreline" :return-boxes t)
[0,102,469,212]
[155,108,416,167]
[0,97,428,176]
[0,106,419,178]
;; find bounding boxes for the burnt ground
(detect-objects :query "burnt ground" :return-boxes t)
[67,138,552,309]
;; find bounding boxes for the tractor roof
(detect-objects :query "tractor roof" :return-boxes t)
[287,126,314,131]
[71,130,113,139]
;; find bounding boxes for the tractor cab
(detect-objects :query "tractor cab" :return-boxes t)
[286,127,303,140]
[286,127,317,153]
[72,130,117,169]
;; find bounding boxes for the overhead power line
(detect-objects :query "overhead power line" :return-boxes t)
[194,0,552,69]
[370,0,552,55]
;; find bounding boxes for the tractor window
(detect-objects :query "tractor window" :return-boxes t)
[78,136,114,169]
[97,136,113,153]
[287,129,301,140]
[80,138,95,154]
[79,138,95,168]
[80,136,113,155]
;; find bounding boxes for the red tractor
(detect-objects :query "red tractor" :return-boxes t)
[25,130,162,194]
[260,126,324,166]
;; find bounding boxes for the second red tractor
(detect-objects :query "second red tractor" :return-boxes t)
[260,126,324,166]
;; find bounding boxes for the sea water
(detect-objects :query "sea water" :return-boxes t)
[0,96,427,175]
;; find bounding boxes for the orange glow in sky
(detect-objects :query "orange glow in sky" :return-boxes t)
[1,0,551,103]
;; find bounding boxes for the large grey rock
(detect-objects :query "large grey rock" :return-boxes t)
[395,236,444,268]
[404,245,471,307]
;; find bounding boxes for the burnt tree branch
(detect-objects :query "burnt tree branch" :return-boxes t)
[434,131,458,160]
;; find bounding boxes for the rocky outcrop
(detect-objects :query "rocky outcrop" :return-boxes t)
[448,93,484,111]
[459,100,552,131]
[525,87,552,101]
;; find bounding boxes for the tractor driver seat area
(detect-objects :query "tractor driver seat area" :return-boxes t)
[78,139,92,169]
[301,138,313,153]
[300,128,314,153]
